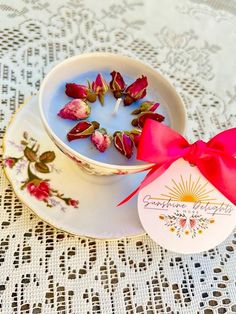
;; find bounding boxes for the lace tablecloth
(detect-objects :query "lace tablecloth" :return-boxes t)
[0,0,236,313]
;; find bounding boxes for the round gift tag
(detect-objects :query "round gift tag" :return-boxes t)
[138,158,236,254]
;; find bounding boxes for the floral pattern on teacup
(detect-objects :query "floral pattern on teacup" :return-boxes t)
[4,132,79,211]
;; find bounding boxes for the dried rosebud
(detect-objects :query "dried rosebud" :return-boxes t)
[132,101,160,115]
[110,71,126,99]
[65,83,96,103]
[92,74,109,94]
[113,131,134,159]
[86,90,97,103]
[65,83,87,99]
[91,128,112,152]
[129,129,142,148]
[141,101,159,112]
[92,74,109,105]
[58,99,91,120]
[131,108,142,115]
[67,121,100,142]
[131,112,165,128]
[124,76,148,106]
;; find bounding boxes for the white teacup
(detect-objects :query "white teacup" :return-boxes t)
[39,53,186,176]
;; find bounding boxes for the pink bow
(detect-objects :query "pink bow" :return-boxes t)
[119,120,236,206]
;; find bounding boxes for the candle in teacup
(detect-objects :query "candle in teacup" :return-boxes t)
[47,70,169,165]
[39,53,186,176]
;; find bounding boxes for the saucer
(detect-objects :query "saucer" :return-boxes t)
[3,96,145,239]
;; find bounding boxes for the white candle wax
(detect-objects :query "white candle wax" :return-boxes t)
[46,70,169,165]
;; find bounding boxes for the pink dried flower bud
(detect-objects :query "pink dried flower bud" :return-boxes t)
[65,83,88,99]
[131,101,160,115]
[113,131,134,159]
[129,129,142,148]
[141,101,160,112]
[124,76,148,106]
[91,128,112,152]
[65,83,96,103]
[92,74,109,105]
[92,73,109,94]
[131,112,165,128]
[110,71,126,99]
[58,99,91,120]
[67,121,100,142]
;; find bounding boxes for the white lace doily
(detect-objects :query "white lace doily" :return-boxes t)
[0,0,236,313]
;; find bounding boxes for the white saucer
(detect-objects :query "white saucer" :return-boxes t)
[3,96,146,239]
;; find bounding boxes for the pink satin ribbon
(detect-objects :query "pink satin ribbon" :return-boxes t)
[119,120,236,206]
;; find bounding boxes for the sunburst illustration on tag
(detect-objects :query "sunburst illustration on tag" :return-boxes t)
[160,175,215,203]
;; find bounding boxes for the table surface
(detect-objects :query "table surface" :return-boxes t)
[0,0,236,313]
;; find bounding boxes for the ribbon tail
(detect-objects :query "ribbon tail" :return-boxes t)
[117,186,140,207]
[117,160,176,206]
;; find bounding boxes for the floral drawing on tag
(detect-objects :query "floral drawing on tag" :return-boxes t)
[159,211,215,238]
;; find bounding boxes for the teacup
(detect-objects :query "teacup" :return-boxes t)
[39,53,186,176]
